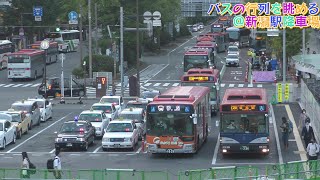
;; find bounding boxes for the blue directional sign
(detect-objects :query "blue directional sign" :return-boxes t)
[68,11,78,21]
[33,6,43,16]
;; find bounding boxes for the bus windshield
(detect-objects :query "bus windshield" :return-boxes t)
[181,82,217,100]
[227,31,239,41]
[184,55,208,71]
[147,113,193,136]
[212,27,223,33]
[8,56,30,63]
[220,113,268,134]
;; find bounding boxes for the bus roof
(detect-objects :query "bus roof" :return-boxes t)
[9,49,44,56]
[150,86,210,105]
[187,68,219,76]
[196,41,215,47]
[185,48,210,55]
[0,40,12,44]
[197,36,213,42]
[221,88,267,105]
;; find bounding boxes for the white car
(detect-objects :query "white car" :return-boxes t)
[0,119,16,149]
[78,110,111,138]
[227,45,239,56]
[118,108,146,139]
[99,96,124,112]
[102,119,139,151]
[141,89,160,102]
[91,103,118,120]
[28,98,53,122]
[225,54,240,67]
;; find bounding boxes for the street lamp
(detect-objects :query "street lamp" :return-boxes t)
[40,40,49,98]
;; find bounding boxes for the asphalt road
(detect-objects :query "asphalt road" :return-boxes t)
[0,25,304,179]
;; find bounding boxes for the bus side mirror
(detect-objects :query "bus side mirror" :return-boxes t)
[190,114,197,125]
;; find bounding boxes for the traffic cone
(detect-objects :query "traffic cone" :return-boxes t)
[141,136,145,152]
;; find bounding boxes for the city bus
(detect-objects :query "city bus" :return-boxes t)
[250,36,267,56]
[29,41,59,64]
[226,27,251,48]
[181,68,220,115]
[218,16,232,29]
[196,34,213,43]
[220,88,270,155]
[7,49,45,80]
[146,86,210,154]
[0,40,14,70]
[45,30,80,52]
[211,23,224,33]
[183,48,213,73]
[194,41,217,65]
[206,32,229,52]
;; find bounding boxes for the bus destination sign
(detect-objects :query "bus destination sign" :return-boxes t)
[213,24,223,28]
[149,105,192,113]
[185,76,214,81]
[222,104,266,112]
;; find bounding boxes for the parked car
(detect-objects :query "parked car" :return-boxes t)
[10,100,41,128]
[225,54,240,67]
[38,77,85,98]
[102,119,139,151]
[0,109,31,139]
[0,119,16,149]
[28,98,53,122]
[78,110,111,138]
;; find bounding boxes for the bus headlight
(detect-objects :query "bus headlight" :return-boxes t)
[222,149,227,153]
[184,144,193,150]
[262,149,269,153]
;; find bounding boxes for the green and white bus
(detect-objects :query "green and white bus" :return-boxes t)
[45,30,80,53]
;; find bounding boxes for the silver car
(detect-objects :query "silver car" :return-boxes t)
[11,100,41,128]
[227,46,239,56]
[225,54,240,67]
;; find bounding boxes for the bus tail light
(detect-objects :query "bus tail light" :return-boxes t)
[25,68,30,70]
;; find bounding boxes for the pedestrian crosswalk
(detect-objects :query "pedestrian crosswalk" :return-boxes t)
[0,83,42,88]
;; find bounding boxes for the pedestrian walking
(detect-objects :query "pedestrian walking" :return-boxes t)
[21,152,30,178]
[302,121,315,148]
[306,138,319,173]
[53,150,62,179]
[299,109,308,133]
[280,117,289,150]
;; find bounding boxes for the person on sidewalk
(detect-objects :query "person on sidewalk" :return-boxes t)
[280,117,289,150]
[53,150,62,179]
[302,121,315,148]
[306,138,319,173]
[299,109,308,133]
[21,152,30,178]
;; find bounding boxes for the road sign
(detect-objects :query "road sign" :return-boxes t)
[35,16,41,21]
[40,40,50,50]
[267,29,279,37]
[69,20,78,24]
[68,11,78,21]
[153,20,162,27]
[143,11,152,20]
[33,6,43,16]
[153,11,161,20]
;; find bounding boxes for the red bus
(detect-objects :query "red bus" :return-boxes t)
[220,88,270,155]
[146,86,210,154]
[29,41,59,64]
[181,68,220,115]
[206,32,229,53]
[183,48,213,72]
[196,35,213,43]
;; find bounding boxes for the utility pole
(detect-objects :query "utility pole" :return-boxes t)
[79,4,83,67]
[136,0,140,97]
[120,7,124,97]
[88,0,93,78]
[303,29,306,56]
[95,3,98,54]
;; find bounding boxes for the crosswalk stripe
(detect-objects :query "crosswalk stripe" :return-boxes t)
[0,84,5,87]
[22,84,33,87]
[31,83,41,87]
[154,83,161,87]
[220,84,226,87]
[3,84,14,87]
[248,84,253,87]
[163,83,170,87]
[144,83,152,87]
[12,84,24,87]
[229,84,235,87]
[257,84,263,88]
[238,84,244,87]
[172,83,179,86]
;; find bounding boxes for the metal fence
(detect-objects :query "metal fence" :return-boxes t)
[1,160,320,180]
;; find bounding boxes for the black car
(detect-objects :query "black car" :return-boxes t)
[55,119,95,151]
[38,77,86,98]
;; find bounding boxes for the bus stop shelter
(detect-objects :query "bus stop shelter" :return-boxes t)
[292,54,320,77]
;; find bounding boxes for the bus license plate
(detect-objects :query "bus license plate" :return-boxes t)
[166,149,175,153]
[66,143,72,147]
[240,146,249,151]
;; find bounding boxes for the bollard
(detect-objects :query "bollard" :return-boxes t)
[141,136,145,152]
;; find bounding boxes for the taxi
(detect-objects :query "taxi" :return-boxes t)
[55,118,96,151]
[91,103,118,120]
[102,119,139,151]
[78,110,111,138]
[99,96,124,112]
[141,89,160,102]
[28,97,53,122]
[126,99,149,111]
[118,108,146,139]
[0,109,31,139]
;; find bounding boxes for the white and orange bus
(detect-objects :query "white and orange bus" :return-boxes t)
[0,40,14,70]
[181,68,220,115]
[29,41,59,64]
[183,48,213,73]
[206,32,229,53]
[146,86,210,154]
[220,88,270,155]
[7,49,45,80]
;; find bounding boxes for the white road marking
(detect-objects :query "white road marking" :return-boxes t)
[211,134,220,165]
[270,104,283,164]
[172,83,179,86]
[144,64,169,83]
[3,84,14,87]
[31,83,41,87]
[108,154,119,156]
[167,36,197,55]
[257,84,263,88]
[154,83,161,87]
[21,84,33,87]
[0,84,5,87]
[220,84,225,87]
[288,139,296,142]
[93,146,101,153]
[238,84,244,87]
[216,163,276,165]
[248,84,253,87]
[6,113,72,153]
[229,84,235,87]
[135,147,142,154]
[3,157,13,159]
[163,83,170,86]
[12,84,23,87]
[144,83,152,87]
[139,65,151,74]
[70,154,81,156]
[49,149,55,154]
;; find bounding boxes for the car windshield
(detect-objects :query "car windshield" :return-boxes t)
[227,55,238,59]
[119,113,143,122]
[100,98,119,104]
[0,114,11,121]
[79,114,102,122]
[36,101,45,108]
[228,47,238,52]
[91,105,112,113]
[7,113,21,122]
[60,122,85,133]
[106,123,133,132]
[0,123,3,131]
[11,105,31,112]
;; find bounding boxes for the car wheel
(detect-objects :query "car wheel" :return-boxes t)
[12,133,16,144]
[91,137,95,145]
[83,142,88,151]
[102,147,108,151]
[29,122,32,130]
[17,130,22,139]
[1,139,5,150]
[79,90,85,97]
[37,117,41,126]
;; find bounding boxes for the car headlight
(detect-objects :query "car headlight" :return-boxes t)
[76,138,85,141]
[103,138,109,142]
[124,138,132,142]
[95,127,101,131]
[55,138,62,142]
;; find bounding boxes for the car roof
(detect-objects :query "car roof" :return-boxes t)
[0,111,21,115]
[0,119,8,123]
[80,110,104,114]
[12,100,36,106]
[28,98,45,101]
[92,103,113,106]
[228,46,238,49]
[120,108,144,114]
[65,120,88,124]
[109,119,133,124]
[0,113,11,117]
[101,96,121,99]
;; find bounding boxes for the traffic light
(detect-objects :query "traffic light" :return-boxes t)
[56,27,60,32]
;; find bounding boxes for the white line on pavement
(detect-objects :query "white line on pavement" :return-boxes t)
[144,64,169,83]
[21,84,33,87]
[220,84,226,87]
[172,83,179,86]
[248,84,253,87]
[6,113,72,153]
[238,84,244,87]
[12,84,23,87]
[154,83,161,87]
[144,83,152,87]
[257,84,263,88]
[163,83,170,86]
[3,84,14,87]
[135,147,142,154]
[93,146,101,153]
[211,134,220,165]
[0,84,5,87]
[31,83,41,87]
[49,149,55,154]
[270,104,283,164]
[229,84,235,87]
